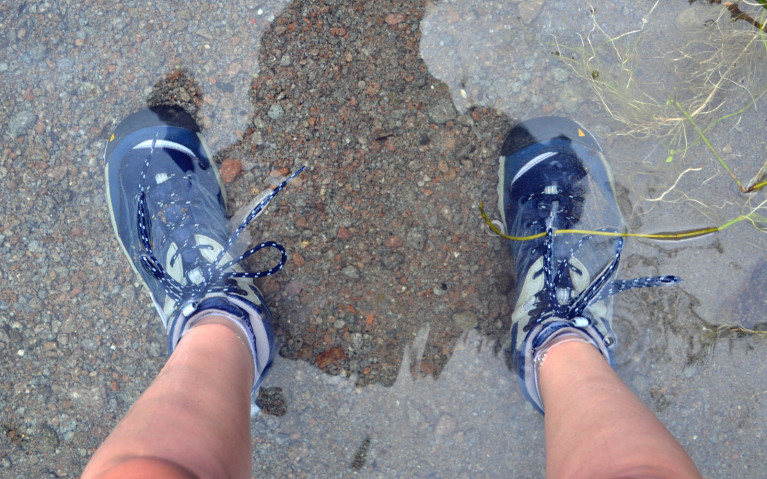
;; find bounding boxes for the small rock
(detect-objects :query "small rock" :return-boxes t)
[405,227,426,250]
[379,251,405,270]
[453,311,478,331]
[675,5,717,35]
[316,346,347,369]
[284,279,304,296]
[270,167,290,177]
[39,424,59,448]
[384,235,404,249]
[551,67,569,83]
[517,0,544,25]
[30,44,48,61]
[287,440,309,463]
[268,104,284,120]
[292,252,305,268]
[351,332,363,350]
[220,158,243,183]
[385,13,405,25]
[427,99,457,124]
[9,111,37,138]
[435,414,456,436]
[341,265,359,279]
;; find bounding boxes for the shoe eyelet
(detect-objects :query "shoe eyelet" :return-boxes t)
[604,336,615,346]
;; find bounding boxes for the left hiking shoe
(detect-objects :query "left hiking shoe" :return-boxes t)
[105,105,303,411]
[497,116,679,413]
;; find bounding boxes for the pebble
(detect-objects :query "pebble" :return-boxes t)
[405,227,427,250]
[220,158,243,183]
[435,413,457,437]
[268,104,284,119]
[379,251,405,270]
[8,111,37,138]
[517,0,545,25]
[384,235,405,249]
[427,99,457,124]
[337,226,351,239]
[452,311,478,331]
[385,13,405,25]
[341,265,360,279]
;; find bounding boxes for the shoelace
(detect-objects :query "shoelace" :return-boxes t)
[533,227,681,329]
[136,135,305,304]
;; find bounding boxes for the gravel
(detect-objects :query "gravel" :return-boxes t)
[1,0,766,477]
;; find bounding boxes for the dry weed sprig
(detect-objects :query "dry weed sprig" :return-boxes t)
[552,1,767,163]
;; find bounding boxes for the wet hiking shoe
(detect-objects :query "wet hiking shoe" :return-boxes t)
[497,117,679,413]
[105,105,303,412]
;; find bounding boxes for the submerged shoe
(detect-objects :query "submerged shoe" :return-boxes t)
[497,117,679,413]
[105,106,303,412]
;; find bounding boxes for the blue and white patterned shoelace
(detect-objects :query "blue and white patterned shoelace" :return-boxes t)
[136,135,305,303]
[540,228,681,323]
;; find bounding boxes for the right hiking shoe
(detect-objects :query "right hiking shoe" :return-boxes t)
[497,117,679,413]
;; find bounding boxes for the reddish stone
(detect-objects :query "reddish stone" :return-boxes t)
[384,235,404,248]
[415,360,435,376]
[385,13,404,25]
[292,252,305,268]
[337,226,351,239]
[220,158,243,183]
[270,167,290,177]
[316,346,347,369]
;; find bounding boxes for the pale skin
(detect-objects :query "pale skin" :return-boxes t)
[81,320,701,479]
[539,341,702,479]
[81,317,255,479]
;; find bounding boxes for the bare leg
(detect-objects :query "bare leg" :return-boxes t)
[538,341,701,479]
[81,317,255,479]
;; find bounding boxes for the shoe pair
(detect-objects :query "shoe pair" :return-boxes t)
[105,108,677,414]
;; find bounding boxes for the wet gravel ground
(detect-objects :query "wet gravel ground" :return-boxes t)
[2,0,767,477]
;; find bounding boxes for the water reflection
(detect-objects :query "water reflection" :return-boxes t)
[419,0,586,119]
[255,327,542,476]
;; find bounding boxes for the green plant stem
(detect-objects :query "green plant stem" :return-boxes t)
[478,202,756,242]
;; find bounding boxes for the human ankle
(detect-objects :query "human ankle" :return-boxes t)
[194,314,252,349]
[187,311,257,384]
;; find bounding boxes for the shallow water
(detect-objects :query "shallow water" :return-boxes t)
[1,0,766,477]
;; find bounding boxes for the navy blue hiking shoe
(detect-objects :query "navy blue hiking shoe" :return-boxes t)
[497,117,679,413]
[105,106,303,413]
